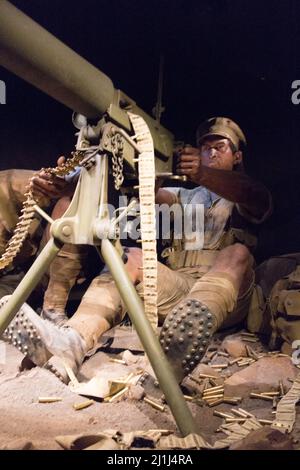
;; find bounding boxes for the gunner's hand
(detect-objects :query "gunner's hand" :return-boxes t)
[176,146,203,182]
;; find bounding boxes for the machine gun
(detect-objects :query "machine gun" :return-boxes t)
[0,1,198,436]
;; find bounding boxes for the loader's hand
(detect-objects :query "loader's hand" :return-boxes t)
[30,156,75,202]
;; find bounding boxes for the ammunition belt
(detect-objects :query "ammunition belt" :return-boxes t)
[272,373,300,433]
[0,151,84,271]
[127,112,158,330]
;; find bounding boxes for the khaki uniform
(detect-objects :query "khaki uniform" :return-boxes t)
[68,185,271,349]
[0,169,43,297]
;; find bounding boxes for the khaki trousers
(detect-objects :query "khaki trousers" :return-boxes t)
[68,260,254,348]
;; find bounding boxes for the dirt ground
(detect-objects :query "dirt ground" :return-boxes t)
[0,326,299,450]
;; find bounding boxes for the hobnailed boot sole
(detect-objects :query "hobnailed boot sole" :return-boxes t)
[159,298,216,382]
[1,301,52,367]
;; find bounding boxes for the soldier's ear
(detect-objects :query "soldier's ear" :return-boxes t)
[233,150,243,164]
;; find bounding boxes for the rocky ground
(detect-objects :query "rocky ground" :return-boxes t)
[0,326,299,450]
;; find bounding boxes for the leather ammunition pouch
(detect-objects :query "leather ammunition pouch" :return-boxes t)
[218,227,257,251]
[161,246,219,270]
[161,226,257,271]
[247,255,300,353]
[268,265,300,350]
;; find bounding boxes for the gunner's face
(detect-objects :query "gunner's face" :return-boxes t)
[199,136,241,171]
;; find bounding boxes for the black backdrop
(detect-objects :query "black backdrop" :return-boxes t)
[0,0,299,262]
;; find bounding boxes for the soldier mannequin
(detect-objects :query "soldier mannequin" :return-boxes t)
[1,117,273,383]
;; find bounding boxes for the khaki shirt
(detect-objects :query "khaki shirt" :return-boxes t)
[164,185,272,252]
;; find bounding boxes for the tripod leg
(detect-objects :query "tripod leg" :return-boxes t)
[100,238,199,437]
[0,237,63,335]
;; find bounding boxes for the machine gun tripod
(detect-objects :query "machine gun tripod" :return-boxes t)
[0,130,198,438]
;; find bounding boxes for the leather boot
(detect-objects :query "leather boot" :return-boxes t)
[1,295,88,383]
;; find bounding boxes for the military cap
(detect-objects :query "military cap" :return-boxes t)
[196,117,247,149]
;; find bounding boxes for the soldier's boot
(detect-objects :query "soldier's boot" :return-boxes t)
[42,244,86,326]
[45,273,124,382]
[159,272,238,382]
[1,295,88,382]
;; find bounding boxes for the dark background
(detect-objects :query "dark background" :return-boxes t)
[0,0,299,263]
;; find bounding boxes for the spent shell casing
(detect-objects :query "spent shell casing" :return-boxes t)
[108,386,129,402]
[250,393,273,401]
[203,393,224,400]
[229,358,240,366]
[222,397,242,404]
[203,394,224,401]
[213,411,235,419]
[188,375,202,384]
[203,387,224,395]
[217,351,229,358]
[279,380,285,396]
[73,399,94,410]
[202,379,211,392]
[246,345,259,360]
[230,408,249,418]
[183,395,194,402]
[258,419,274,425]
[199,374,219,379]
[207,351,218,360]
[241,337,259,343]
[38,397,62,403]
[237,407,255,418]
[237,361,251,367]
[225,418,247,423]
[109,358,126,364]
[144,397,165,412]
[208,399,224,407]
[209,378,218,387]
[203,385,224,393]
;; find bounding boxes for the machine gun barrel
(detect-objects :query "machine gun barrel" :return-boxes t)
[0,0,114,118]
[0,1,174,164]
